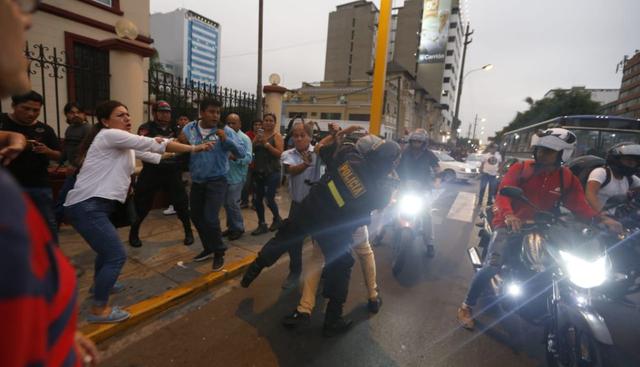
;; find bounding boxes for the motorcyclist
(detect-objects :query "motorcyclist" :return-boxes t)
[585,142,640,216]
[394,129,440,257]
[240,126,400,336]
[457,128,623,330]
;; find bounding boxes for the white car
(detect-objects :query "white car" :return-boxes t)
[433,150,480,182]
[464,153,490,170]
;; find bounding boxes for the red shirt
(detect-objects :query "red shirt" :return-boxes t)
[493,160,598,228]
[0,170,79,367]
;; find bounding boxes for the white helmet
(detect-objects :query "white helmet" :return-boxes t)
[530,128,577,162]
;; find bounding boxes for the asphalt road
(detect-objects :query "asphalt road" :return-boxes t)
[101,180,640,367]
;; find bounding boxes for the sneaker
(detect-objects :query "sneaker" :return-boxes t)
[241,261,264,288]
[184,229,194,246]
[251,223,269,236]
[323,317,353,337]
[163,205,176,215]
[282,310,311,329]
[212,255,224,271]
[367,296,383,314]
[240,202,249,209]
[221,229,231,237]
[457,305,475,330]
[128,231,142,248]
[228,231,243,241]
[269,217,283,232]
[193,250,213,262]
[281,273,300,290]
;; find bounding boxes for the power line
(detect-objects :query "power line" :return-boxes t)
[221,39,326,59]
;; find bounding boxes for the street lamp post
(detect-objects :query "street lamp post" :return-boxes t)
[453,54,493,140]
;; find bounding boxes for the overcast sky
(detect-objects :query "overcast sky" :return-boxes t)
[150,0,640,136]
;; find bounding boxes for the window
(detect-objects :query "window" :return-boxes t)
[288,112,308,118]
[320,112,342,120]
[92,0,112,5]
[449,22,458,28]
[348,114,370,121]
[448,36,455,43]
[443,77,451,83]
[70,42,109,113]
[78,0,123,14]
[446,50,454,56]
[352,18,356,27]
[445,64,452,70]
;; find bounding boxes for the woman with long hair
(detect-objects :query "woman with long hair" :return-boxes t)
[64,100,212,323]
[251,113,284,235]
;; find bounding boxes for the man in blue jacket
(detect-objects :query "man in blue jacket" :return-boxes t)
[179,99,246,270]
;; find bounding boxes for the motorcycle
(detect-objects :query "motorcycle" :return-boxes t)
[389,180,439,276]
[467,186,618,367]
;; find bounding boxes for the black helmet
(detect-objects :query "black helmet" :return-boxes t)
[362,138,401,176]
[606,142,640,177]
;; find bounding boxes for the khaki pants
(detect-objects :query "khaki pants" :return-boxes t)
[297,226,378,314]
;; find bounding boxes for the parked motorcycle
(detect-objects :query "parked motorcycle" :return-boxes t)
[467,186,618,367]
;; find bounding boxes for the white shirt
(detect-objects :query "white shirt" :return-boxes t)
[64,129,167,206]
[280,144,321,203]
[482,152,502,176]
[587,167,640,209]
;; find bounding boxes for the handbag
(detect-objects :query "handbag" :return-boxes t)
[109,194,137,228]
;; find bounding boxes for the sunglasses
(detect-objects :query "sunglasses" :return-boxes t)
[15,0,41,14]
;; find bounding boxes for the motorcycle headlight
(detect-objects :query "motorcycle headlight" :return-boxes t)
[559,250,607,289]
[399,194,423,215]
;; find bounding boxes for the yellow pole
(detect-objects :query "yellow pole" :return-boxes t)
[369,0,393,136]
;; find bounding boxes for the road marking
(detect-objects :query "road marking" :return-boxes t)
[445,192,476,223]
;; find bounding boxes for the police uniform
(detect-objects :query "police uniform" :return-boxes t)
[129,120,192,244]
[245,139,395,326]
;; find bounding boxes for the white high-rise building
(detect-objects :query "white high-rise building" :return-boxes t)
[151,8,221,85]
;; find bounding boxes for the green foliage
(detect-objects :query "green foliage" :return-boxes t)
[496,89,602,137]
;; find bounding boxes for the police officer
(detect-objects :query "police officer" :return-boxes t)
[128,101,193,247]
[241,124,400,337]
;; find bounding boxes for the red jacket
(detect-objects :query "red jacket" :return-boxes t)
[493,160,598,228]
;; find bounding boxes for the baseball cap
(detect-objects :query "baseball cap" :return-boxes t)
[155,100,171,111]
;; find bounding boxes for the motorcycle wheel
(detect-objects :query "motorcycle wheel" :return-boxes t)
[392,228,413,276]
[546,323,616,367]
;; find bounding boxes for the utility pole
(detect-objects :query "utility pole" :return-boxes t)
[472,113,478,141]
[395,76,402,138]
[452,23,473,140]
[467,123,472,139]
[256,0,264,118]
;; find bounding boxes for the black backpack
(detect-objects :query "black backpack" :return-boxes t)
[565,155,632,190]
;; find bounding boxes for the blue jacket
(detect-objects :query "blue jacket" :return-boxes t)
[182,121,245,183]
[226,130,253,185]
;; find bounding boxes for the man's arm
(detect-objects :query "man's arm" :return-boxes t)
[494,161,522,217]
[33,127,62,161]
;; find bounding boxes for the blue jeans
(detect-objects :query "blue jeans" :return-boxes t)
[190,178,228,255]
[54,174,77,226]
[25,187,58,244]
[464,228,521,307]
[224,181,245,232]
[478,174,498,205]
[65,197,126,306]
[254,171,281,224]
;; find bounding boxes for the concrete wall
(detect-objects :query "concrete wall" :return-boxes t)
[393,0,422,77]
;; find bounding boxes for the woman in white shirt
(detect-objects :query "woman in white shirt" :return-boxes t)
[585,143,640,214]
[64,100,212,324]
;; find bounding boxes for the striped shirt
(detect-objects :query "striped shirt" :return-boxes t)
[0,169,79,367]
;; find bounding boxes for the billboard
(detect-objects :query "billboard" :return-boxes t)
[418,0,451,64]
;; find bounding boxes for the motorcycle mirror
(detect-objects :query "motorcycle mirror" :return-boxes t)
[500,186,525,199]
[602,195,628,211]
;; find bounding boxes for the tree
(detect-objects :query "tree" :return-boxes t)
[495,89,602,137]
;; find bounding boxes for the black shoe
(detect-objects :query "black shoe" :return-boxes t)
[426,245,435,258]
[193,250,213,262]
[269,217,283,232]
[128,230,142,248]
[240,203,249,209]
[322,317,353,337]
[241,261,264,288]
[282,310,311,329]
[228,231,243,241]
[212,255,224,271]
[184,228,194,246]
[281,273,300,290]
[221,229,231,237]
[251,223,269,236]
[368,296,383,314]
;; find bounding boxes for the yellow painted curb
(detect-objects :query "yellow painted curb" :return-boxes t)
[81,254,257,343]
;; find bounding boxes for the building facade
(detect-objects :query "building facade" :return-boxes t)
[324,1,378,82]
[151,8,221,85]
[0,0,155,136]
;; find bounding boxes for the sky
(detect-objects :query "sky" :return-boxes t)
[150,0,640,137]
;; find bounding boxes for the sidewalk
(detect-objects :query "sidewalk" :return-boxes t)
[59,190,291,335]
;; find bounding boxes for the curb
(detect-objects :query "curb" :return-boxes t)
[81,254,256,343]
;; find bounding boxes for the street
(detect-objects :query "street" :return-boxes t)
[99,180,640,367]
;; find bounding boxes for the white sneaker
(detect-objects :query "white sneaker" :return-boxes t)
[163,205,176,215]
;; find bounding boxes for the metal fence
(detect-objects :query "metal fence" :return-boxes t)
[147,69,258,131]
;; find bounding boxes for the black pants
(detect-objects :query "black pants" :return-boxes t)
[133,166,191,227]
[286,200,303,275]
[256,190,357,321]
